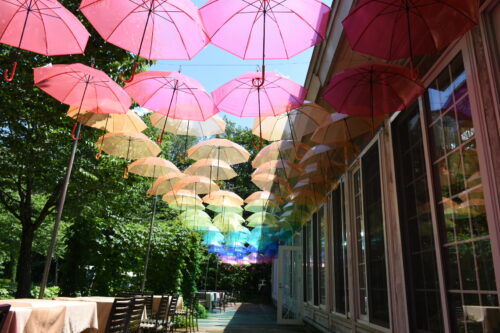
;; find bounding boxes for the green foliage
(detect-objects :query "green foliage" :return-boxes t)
[31,286,60,299]
[197,304,208,319]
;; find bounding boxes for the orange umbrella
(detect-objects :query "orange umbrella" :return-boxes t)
[203,190,244,207]
[311,113,386,144]
[293,176,333,194]
[173,175,220,195]
[187,138,250,165]
[147,172,185,196]
[252,102,330,141]
[68,107,147,133]
[300,145,347,171]
[184,158,237,181]
[128,157,179,178]
[150,113,226,137]
[245,191,282,204]
[252,140,310,168]
[251,173,291,193]
[162,190,204,210]
[252,160,303,179]
[97,132,161,159]
[299,161,344,184]
[289,189,327,206]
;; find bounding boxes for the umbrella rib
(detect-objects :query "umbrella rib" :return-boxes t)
[242,2,265,59]
[104,1,145,41]
[424,0,477,22]
[41,2,86,53]
[0,0,29,41]
[267,4,289,59]
[204,0,258,39]
[161,2,192,59]
[237,84,257,117]
[273,0,327,42]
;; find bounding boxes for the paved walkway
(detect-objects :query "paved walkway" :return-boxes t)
[197,303,311,333]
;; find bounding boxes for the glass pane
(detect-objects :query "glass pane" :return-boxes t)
[333,185,347,314]
[319,207,326,306]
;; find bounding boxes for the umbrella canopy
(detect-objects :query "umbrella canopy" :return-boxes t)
[225,231,250,247]
[187,138,250,165]
[300,161,344,182]
[251,173,291,193]
[342,0,479,61]
[290,190,327,206]
[245,191,282,204]
[80,0,208,60]
[199,0,330,60]
[1,0,89,80]
[213,212,246,233]
[34,64,131,115]
[185,159,237,181]
[162,190,203,208]
[293,176,333,194]
[67,108,147,133]
[207,205,244,215]
[252,103,330,141]
[247,212,278,227]
[150,113,226,137]
[299,145,347,171]
[203,191,244,207]
[128,157,179,178]
[252,140,310,168]
[173,176,220,195]
[212,72,307,118]
[147,172,185,196]
[245,199,281,213]
[178,210,212,224]
[323,63,424,118]
[252,160,303,179]
[311,113,386,144]
[125,71,218,121]
[96,132,161,160]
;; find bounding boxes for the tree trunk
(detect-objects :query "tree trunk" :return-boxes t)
[16,224,35,298]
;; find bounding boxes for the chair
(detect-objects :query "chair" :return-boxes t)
[0,304,11,332]
[143,291,154,317]
[128,296,147,333]
[105,298,134,333]
[188,297,200,332]
[167,294,179,333]
[141,294,178,333]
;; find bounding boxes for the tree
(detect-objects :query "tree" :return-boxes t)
[0,0,148,297]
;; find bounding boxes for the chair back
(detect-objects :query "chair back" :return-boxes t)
[154,295,169,323]
[167,294,179,319]
[128,296,146,332]
[0,304,11,331]
[117,291,138,297]
[105,298,134,333]
[142,291,154,316]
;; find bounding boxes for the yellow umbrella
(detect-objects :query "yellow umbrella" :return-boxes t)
[150,113,226,137]
[213,212,246,233]
[252,102,330,141]
[147,172,185,196]
[203,190,244,207]
[184,159,237,181]
[128,157,179,178]
[252,160,303,179]
[68,107,147,133]
[173,176,220,195]
[245,191,282,204]
[252,140,310,168]
[162,190,204,209]
[187,138,250,165]
[311,113,386,144]
[244,199,281,213]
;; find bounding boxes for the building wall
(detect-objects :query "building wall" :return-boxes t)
[280,0,500,332]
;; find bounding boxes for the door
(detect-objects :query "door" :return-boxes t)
[277,245,303,324]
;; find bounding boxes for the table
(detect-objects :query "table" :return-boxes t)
[197,292,224,312]
[55,297,114,333]
[151,296,184,313]
[1,299,98,333]
[463,305,500,332]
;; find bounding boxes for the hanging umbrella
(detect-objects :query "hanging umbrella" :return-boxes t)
[178,210,212,223]
[185,159,237,181]
[150,113,226,137]
[311,113,386,145]
[252,103,330,141]
[163,189,204,209]
[252,140,310,168]
[323,63,424,121]
[300,161,344,183]
[96,132,161,159]
[293,176,333,194]
[203,190,244,208]
[251,173,291,193]
[34,63,130,298]
[1,0,89,81]
[245,191,282,204]
[147,172,185,196]
[247,212,278,227]
[342,0,479,61]
[207,205,244,215]
[252,160,303,179]
[299,145,347,174]
[80,0,209,81]
[173,176,220,195]
[213,212,246,233]
[212,72,307,148]
[68,107,147,134]
[245,199,281,213]
[290,190,327,207]
[188,138,250,165]
[128,157,179,178]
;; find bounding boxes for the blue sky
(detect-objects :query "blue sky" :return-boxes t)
[150,0,318,129]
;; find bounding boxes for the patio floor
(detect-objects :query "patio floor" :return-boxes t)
[197,303,314,333]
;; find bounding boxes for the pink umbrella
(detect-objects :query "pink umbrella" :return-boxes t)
[1,0,89,81]
[34,63,130,298]
[212,71,306,148]
[124,71,218,143]
[200,0,330,84]
[80,0,209,82]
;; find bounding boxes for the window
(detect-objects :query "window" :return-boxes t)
[312,213,319,306]
[304,221,314,303]
[318,207,327,307]
[393,105,444,332]
[425,54,499,332]
[332,181,349,315]
[353,168,368,318]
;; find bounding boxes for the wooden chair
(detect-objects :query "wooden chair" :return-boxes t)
[143,291,154,317]
[0,304,11,332]
[105,298,134,333]
[140,295,170,332]
[128,296,147,333]
[167,294,179,333]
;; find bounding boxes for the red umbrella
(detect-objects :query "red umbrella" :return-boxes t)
[323,63,424,122]
[1,0,89,81]
[80,0,209,82]
[342,0,479,61]
[212,71,307,148]
[124,71,218,143]
[34,63,131,298]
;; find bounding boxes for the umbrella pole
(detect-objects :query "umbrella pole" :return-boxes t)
[156,80,178,144]
[39,79,90,299]
[124,137,132,178]
[141,195,158,292]
[96,115,110,160]
[4,0,32,82]
[204,253,211,290]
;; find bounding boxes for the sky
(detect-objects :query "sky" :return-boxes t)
[150,0,318,129]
